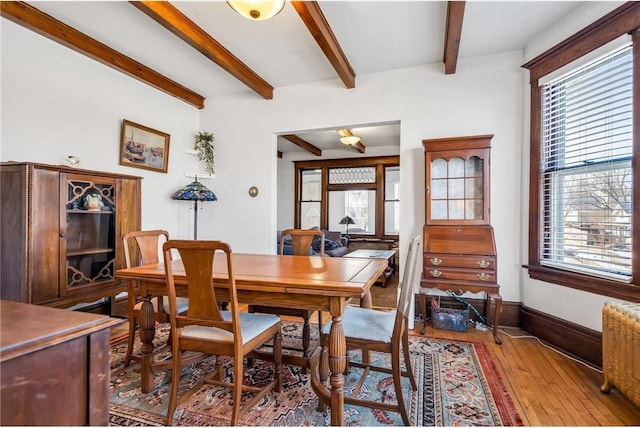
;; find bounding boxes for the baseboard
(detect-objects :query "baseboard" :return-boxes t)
[520,305,602,367]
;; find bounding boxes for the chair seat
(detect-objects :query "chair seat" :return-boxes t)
[321,305,396,343]
[134,296,189,314]
[182,311,280,345]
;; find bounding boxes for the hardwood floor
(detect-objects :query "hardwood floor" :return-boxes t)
[420,324,640,426]
[111,275,640,426]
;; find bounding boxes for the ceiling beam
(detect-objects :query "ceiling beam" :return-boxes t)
[131,1,273,100]
[443,1,465,75]
[281,134,322,156]
[0,1,205,109]
[352,141,366,154]
[291,1,355,89]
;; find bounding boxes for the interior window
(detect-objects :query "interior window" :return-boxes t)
[300,169,321,229]
[294,156,399,239]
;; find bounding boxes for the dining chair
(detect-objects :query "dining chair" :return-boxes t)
[162,240,282,426]
[317,235,421,425]
[122,230,189,367]
[249,228,324,372]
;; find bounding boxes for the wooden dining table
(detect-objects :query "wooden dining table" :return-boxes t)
[115,252,388,426]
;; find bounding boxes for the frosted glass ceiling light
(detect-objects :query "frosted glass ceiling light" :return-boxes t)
[227,1,285,21]
[340,136,360,145]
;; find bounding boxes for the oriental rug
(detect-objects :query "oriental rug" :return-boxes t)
[109,322,522,426]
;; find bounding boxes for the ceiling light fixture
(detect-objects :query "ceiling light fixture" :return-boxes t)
[340,136,360,145]
[227,1,285,21]
[338,129,361,146]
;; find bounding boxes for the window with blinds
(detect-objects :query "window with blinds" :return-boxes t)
[539,45,633,280]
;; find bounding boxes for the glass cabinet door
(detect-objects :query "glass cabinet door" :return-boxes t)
[423,135,492,226]
[429,155,484,221]
[62,173,116,294]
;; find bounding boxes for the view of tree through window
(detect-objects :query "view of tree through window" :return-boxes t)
[540,45,632,279]
[337,190,375,234]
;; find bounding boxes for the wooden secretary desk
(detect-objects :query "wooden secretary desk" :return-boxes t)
[420,135,502,344]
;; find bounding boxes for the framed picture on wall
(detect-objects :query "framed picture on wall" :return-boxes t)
[119,119,170,173]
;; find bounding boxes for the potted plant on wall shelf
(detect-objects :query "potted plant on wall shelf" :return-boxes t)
[194,131,215,176]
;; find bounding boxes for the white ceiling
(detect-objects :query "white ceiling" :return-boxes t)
[25,1,586,156]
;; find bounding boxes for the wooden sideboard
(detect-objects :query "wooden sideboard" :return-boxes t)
[0,162,141,310]
[0,300,121,425]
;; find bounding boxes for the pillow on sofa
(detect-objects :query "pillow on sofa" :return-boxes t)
[322,230,345,247]
[312,236,339,252]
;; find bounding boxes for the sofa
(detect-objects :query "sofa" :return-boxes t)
[277,229,350,257]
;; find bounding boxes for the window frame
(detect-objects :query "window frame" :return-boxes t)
[293,156,399,240]
[522,3,640,302]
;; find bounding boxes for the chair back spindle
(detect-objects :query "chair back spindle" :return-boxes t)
[123,229,170,268]
[280,229,325,256]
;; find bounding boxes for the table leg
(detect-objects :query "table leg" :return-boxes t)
[328,298,346,426]
[138,295,157,393]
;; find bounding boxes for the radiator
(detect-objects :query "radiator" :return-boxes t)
[600,301,640,408]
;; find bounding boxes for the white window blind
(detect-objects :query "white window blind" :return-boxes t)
[540,45,633,280]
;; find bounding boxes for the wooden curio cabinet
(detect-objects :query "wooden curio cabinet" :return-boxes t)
[420,135,503,344]
[0,162,141,310]
[424,135,491,225]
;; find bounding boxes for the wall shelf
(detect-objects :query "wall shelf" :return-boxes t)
[184,149,214,179]
[184,172,215,179]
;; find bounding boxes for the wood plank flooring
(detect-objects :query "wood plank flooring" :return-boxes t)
[111,275,640,426]
[422,323,640,426]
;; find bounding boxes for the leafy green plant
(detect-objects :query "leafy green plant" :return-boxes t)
[194,131,215,176]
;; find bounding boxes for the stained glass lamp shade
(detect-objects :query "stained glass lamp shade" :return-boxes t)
[171,178,217,239]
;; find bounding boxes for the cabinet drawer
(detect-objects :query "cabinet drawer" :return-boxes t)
[424,254,496,270]
[423,267,496,283]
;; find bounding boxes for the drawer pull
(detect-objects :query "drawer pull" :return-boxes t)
[477,260,490,268]
[477,273,490,281]
[430,269,442,278]
[430,257,442,266]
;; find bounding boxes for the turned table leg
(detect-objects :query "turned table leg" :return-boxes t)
[328,298,346,426]
[138,294,157,393]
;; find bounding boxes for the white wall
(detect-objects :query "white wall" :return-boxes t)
[1,20,204,240]
[519,1,629,332]
[5,3,621,331]
[200,51,524,302]
[1,32,524,300]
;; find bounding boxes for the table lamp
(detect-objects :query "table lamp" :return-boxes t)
[171,177,217,239]
[338,215,355,238]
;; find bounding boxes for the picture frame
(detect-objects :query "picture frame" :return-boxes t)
[119,119,170,173]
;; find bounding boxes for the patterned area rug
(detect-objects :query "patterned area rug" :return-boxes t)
[109,322,522,426]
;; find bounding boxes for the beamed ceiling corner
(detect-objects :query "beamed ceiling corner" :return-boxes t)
[1,0,466,109]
